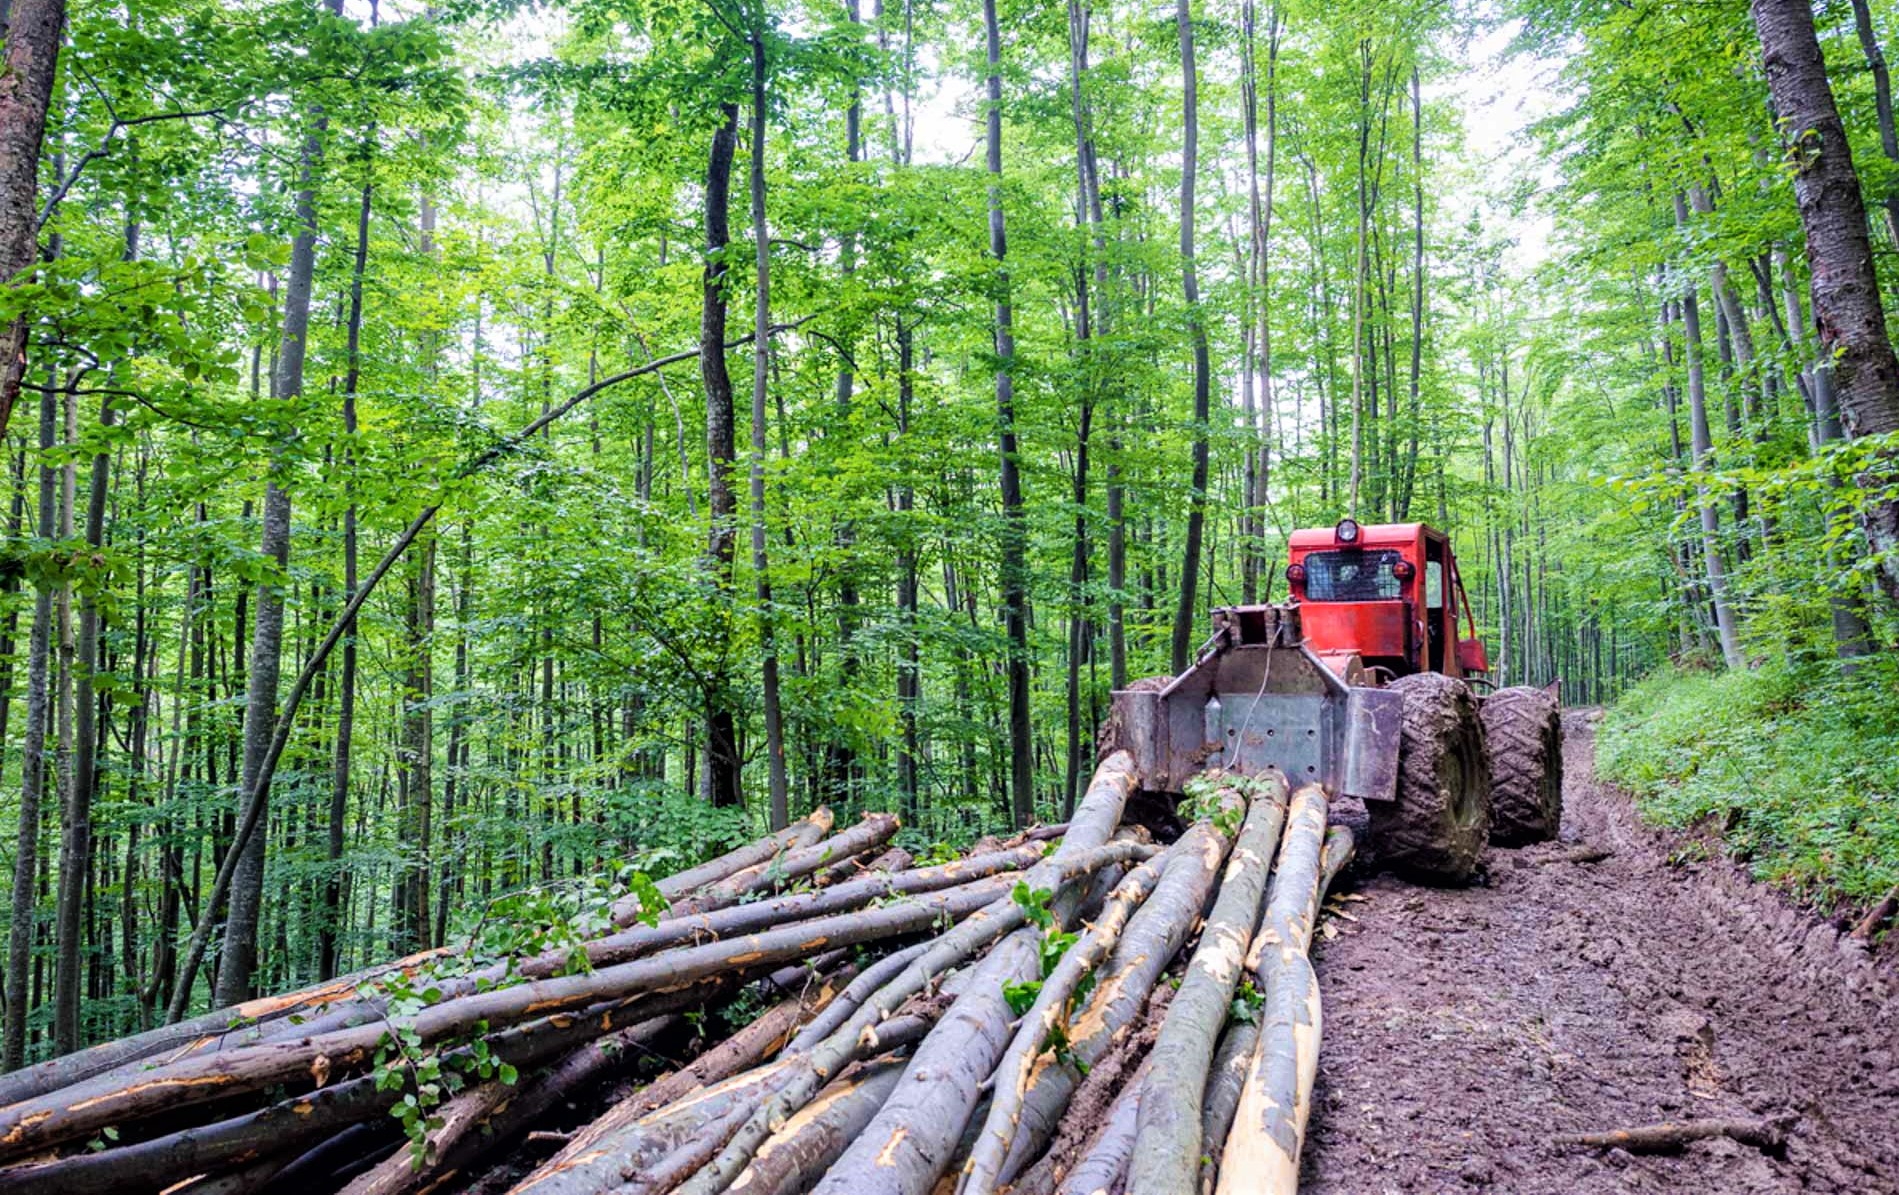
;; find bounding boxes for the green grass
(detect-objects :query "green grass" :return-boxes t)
[1595,655,1899,909]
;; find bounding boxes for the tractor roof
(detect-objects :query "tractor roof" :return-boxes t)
[1288,521,1433,551]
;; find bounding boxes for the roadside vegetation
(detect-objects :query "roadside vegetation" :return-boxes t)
[1597,656,1899,911]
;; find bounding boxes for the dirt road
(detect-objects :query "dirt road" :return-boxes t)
[1304,712,1899,1194]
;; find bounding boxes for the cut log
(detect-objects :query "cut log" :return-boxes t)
[1551,1116,1792,1156]
[3,821,846,1108]
[986,794,1242,1187]
[821,846,914,887]
[1217,783,1329,1195]
[273,1121,395,1191]
[622,811,835,924]
[0,977,745,1195]
[956,844,1174,1195]
[1851,881,1899,941]
[215,854,1031,1062]
[669,813,902,918]
[1004,985,1172,1195]
[666,755,1141,1195]
[336,1014,684,1195]
[788,942,933,1053]
[808,930,1040,1195]
[1052,1059,1146,1195]
[0,948,451,1109]
[0,873,1058,1164]
[1127,777,1289,1195]
[726,1056,907,1195]
[511,969,855,1195]
[1195,1020,1260,1195]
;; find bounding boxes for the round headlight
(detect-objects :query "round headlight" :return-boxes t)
[1392,560,1416,581]
[1286,562,1307,584]
[1335,518,1360,544]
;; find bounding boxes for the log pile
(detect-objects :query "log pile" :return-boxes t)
[0,752,1354,1195]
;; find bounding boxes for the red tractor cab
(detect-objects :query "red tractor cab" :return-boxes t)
[1286,519,1489,682]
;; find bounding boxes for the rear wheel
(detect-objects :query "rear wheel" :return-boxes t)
[1371,672,1490,883]
[1482,686,1564,844]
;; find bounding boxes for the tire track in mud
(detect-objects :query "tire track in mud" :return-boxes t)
[1303,711,1898,1194]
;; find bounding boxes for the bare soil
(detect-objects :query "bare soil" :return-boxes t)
[1304,711,1899,1194]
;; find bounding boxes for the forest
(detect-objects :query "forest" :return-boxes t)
[0,0,1895,1073]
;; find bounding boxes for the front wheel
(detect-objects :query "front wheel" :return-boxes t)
[1370,672,1491,884]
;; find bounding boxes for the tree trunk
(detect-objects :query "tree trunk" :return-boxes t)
[4,380,57,1071]
[220,4,341,1002]
[749,31,790,831]
[1671,193,1745,668]
[53,394,110,1056]
[1848,0,1899,253]
[983,0,1033,829]
[1063,0,1100,818]
[0,0,66,435]
[322,156,373,983]
[1403,65,1425,518]
[1170,0,1211,674]
[396,535,433,947]
[702,102,743,809]
[1753,0,1899,605]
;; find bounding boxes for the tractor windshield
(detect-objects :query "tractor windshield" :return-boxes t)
[1301,549,1404,601]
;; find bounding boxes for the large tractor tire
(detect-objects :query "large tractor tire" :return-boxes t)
[1371,672,1491,884]
[1482,685,1564,844]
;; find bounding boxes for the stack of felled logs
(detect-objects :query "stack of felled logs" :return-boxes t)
[0,751,1352,1195]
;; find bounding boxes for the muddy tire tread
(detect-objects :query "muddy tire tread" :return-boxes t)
[1372,672,1490,883]
[1483,686,1564,845]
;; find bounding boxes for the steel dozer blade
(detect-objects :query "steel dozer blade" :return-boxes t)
[1106,604,1402,804]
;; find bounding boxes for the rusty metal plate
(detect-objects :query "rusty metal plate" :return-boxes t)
[1341,686,1402,803]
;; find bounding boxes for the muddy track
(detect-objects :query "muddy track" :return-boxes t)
[1305,711,1899,1194]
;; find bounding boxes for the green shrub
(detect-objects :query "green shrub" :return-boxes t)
[1596,655,1899,907]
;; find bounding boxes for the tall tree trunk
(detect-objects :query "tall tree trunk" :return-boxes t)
[1347,44,1373,516]
[321,146,373,983]
[218,0,340,1003]
[1672,192,1745,668]
[397,165,436,944]
[825,0,864,808]
[53,393,109,1056]
[1848,0,1899,252]
[1752,0,1899,605]
[749,31,789,831]
[4,380,57,1070]
[983,0,1033,829]
[895,317,919,823]
[1778,247,1875,664]
[397,536,434,947]
[1062,0,1102,818]
[701,103,744,810]
[1242,2,1281,601]
[0,0,65,435]
[1403,64,1425,518]
[1170,0,1211,674]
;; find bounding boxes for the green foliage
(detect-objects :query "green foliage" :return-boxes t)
[1598,658,1899,906]
[1002,977,1041,1018]
[1011,882,1055,932]
[1181,775,1243,837]
[1229,976,1264,1025]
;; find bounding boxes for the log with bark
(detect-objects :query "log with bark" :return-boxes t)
[0,755,1377,1195]
[968,787,1245,1191]
[1551,1115,1793,1156]
[1216,784,1335,1195]
[1127,774,1290,1195]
